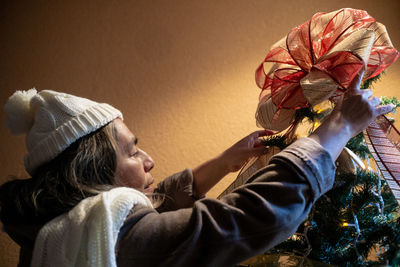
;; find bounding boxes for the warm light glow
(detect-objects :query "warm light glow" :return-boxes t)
[313,104,325,114]
[342,222,349,227]
[291,234,300,241]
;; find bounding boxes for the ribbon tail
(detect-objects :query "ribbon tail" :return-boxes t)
[364,115,400,205]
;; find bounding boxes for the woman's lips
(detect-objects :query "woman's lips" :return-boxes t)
[143,186,154,193]
[143,178,155,193]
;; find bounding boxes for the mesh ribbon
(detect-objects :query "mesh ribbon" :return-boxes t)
[255,8,399,131]
[364,115,400,205]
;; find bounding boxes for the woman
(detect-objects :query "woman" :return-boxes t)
[0,70,393,266]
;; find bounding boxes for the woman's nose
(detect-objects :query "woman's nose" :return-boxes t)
[141,150,154,172]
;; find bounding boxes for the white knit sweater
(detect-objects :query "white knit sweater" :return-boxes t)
[31,187,153,267]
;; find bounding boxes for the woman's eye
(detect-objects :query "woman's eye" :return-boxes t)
[130,151,139,157]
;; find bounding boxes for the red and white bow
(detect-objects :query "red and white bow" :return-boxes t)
[255,8,399,131]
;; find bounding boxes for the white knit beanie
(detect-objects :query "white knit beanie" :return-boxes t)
[4,88,123,175]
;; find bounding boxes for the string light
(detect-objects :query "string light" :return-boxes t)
[289,206,314,266]
[341,222,356,227]
[313,106,323,114]
[364,151,385,215]
[291,234,300,241]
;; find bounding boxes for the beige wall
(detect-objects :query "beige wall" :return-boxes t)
[1,1,399,265]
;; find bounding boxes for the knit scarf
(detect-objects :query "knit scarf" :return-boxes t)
[31,187,153,267]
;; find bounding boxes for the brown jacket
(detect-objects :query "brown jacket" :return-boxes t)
[116,138,335,266]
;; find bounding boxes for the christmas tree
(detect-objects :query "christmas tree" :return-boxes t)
[239,76,400,266]
[267,79,400,266]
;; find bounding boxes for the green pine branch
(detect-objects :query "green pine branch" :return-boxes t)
[360,73,382,89]
[262,135,289,150]
[345,132,372,159]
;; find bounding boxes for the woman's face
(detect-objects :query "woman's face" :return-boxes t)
[114,119,155,193]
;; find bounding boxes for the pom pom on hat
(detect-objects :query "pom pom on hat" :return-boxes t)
[4,88,37,135]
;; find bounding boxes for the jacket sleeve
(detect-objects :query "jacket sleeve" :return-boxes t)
[116,137,336,267]
[154,169,204,212]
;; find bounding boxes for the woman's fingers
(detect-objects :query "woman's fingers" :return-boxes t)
[250,129,275,138]
[335,68,366,112]
[347,67,365,95]
[369,96,380,107]
[362,89,373,99]
[364,90,393,117]
[375,104,395,117]
[248,129,275,147]
[253,139,264,147]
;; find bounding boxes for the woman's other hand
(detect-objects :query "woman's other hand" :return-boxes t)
[192,130,273,196]
[218,130,273,173]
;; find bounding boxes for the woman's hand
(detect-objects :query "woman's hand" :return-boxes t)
[309,68,394,160]
[332,71,394,137]
[218,130,273,172]
[192,130,273,197]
